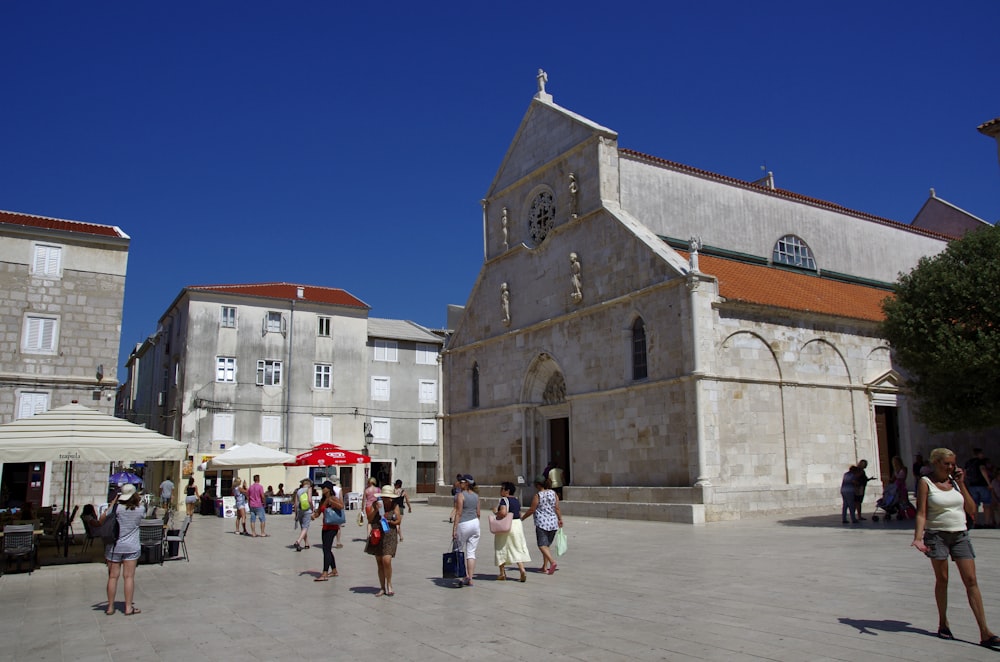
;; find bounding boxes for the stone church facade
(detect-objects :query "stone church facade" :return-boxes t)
[442,76,986,522]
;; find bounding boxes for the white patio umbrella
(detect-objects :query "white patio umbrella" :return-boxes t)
[0,402,188,557]
[203,443,295,470]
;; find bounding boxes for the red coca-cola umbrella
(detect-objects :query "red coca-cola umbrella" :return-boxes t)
[285,443,371,467]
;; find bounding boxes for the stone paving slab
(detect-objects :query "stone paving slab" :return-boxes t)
[2,504,1000,661]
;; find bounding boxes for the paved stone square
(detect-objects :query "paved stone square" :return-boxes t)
[2,503,1000,661]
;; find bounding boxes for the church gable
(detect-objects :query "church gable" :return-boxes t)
[488,88,616,197]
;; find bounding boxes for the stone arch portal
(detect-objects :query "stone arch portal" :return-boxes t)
[520,353,571,491]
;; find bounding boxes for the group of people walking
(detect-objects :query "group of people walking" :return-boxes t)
[449,473,564,587]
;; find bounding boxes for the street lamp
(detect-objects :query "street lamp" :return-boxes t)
[363,422,373,456]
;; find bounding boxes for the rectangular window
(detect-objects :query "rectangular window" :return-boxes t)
[371,417,390,443]
[313,416,332,444]
[261,415,282,444]
[213,413,234,442]
[32,244,62,278]
[371,376,390,401]
[418,419,437,444]
[17,392,49,419]
[418,379,437,404]
[256,360,282,386]
[265,311,283,334]
[374,340,398,362]
[314,363,332,389]
[23,315,58,353]
[318,316,331,337]
[216,357,236,383]
[416,343,438,365]
[221,306,236,328]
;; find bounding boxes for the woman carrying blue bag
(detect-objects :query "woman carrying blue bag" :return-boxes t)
[311,481,345,581]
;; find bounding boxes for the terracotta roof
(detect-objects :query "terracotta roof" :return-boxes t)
[685,252,892,322]
[0,209,127,239]
[187,283,368,309]
[620,149,955,241]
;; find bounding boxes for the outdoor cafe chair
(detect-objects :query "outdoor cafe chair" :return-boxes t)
[165,517,191,562]
[1,524,38,576]
[139,518,165,565]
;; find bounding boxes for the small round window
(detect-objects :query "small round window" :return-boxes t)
[527,190,555,246]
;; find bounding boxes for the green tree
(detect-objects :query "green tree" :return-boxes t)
[881,224,1000,432]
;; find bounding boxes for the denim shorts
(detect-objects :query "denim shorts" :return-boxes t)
[923,529,975,561]
[969,486,992,506]
[250,506,266,523]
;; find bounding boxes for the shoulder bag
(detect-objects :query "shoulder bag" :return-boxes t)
[323,505,346,526]
[489,498,513,533]
[97,504,120,546]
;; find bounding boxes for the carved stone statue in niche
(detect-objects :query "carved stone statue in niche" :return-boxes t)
[568,173,578,219]
[569,252,583,303]
[501,207,509,251]
[500,282,511,326]
[542,372,566,405]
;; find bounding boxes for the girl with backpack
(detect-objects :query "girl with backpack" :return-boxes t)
[292,478,313,552]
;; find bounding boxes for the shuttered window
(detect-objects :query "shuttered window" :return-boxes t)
[213,413,234,441]
[18,392,49,419]
[262,415,282,444]
[33,244,62,277]
[24,316,58,352]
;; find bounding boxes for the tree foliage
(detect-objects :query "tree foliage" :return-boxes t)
[881,224,1000,432]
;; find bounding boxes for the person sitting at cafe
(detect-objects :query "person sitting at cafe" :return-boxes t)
[276,483,286,497]
[80,504,99,536]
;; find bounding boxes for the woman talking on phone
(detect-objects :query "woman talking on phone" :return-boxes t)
[912,447,1000,648]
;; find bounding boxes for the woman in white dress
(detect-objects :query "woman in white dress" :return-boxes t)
[493,481,530,582]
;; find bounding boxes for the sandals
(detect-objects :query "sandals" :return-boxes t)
[938,626,955,640]
[124,608,141,616]
[981,635,1000,648]
[314,574,329,582]
[519,570,527,583]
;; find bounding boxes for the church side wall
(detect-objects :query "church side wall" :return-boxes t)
[619,157,947,284]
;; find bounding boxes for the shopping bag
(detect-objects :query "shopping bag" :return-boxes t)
[553,527,568,556]
[442,541,466,578]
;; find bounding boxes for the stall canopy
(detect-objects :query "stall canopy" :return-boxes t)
[0,402,188,463]
[204,443,296,470]
[285,443,371,467]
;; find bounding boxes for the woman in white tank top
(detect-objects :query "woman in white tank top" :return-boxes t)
[912,447,999,648]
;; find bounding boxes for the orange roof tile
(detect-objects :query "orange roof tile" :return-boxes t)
[187,283,368,309]
[688,252,892,322]
[0,209,127,239]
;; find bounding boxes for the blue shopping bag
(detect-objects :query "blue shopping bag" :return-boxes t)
[442,541,466,579]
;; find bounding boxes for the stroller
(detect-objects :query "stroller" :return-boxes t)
[872,482,915,521]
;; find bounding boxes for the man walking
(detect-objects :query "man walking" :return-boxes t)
[247,474,268,537]
[159,476,175,514]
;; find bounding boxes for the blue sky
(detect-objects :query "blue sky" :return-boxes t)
[2,3,997,380]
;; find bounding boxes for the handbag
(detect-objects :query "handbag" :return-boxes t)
[323,506,346,526]
[489,512,512,534]
[357,510,365,526]
[368,526,382,546]
[553,527,568,556]
[97,504,120,545]
[442,540,466,578]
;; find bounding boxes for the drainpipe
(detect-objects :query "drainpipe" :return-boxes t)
[284,297,296,453]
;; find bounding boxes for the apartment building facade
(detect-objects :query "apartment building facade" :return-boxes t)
[0,209,129,508]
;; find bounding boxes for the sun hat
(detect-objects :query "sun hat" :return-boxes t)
[118,484,137,499]
[378,485,397,499]
[320,481,335,491]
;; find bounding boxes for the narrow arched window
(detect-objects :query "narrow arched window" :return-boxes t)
[772,235,817,271]
[471,362,480,408]
[632,319,648,380]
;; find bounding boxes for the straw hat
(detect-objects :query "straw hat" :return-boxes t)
[378,485,397,499]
